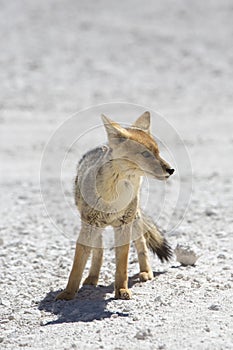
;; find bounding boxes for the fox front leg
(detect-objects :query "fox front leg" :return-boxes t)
[114,243,131,299]
[83,228,103,286]
[83,247,104,286]
[56,223,96,301]
[56,242,91,300]
[114,225,132,299]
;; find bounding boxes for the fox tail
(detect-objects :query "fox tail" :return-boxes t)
[141,213,173,262]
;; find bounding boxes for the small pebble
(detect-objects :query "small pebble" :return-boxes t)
[208,304,220,311]
[216,231,227,237]
[158,345,166,350]
[0,298,10,307]
[123,307,130,313]
[154,296,162,303]
[18,195,28,200]
[135,329,152,340]
[217,254,226,259]
[205,208,217,216]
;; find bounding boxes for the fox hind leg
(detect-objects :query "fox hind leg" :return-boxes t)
[134,235,153,281]
[133,214,153,282]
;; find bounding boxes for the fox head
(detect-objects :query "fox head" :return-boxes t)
[101,112,174,181]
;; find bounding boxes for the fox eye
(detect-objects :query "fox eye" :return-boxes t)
[116,137,126,144]
[141,150,151,158]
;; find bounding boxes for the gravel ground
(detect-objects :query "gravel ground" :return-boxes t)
[1,0,233,349]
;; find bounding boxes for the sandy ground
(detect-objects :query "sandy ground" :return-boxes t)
[1,0,233,349]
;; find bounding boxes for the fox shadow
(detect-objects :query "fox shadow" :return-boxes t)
[38,271,166,325]
[38,273,143,325]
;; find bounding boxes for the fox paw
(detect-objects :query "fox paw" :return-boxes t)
[55,290,75,301]
[139,271,153,282]
[83,276,98,286]
[115,288,132,300]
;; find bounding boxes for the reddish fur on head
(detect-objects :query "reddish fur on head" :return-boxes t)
[126,128,159,156]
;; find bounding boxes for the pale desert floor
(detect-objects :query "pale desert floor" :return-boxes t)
[0,0,233,349]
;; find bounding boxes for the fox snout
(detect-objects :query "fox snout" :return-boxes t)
[160,158,175,179]
[166,168,175,176]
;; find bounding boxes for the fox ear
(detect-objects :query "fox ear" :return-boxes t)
[101,114,127,146]
[132,111,151,133]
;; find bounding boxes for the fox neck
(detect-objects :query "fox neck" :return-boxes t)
[96,158,141,204]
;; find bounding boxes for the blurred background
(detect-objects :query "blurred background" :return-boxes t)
[0,0,232,183]
[1,3,233,347]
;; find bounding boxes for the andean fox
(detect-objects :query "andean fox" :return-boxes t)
[56,111,174,300]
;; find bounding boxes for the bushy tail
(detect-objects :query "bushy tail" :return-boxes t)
[142,213,172,262]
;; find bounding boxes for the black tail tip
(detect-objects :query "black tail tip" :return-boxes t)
[156,238,173,262]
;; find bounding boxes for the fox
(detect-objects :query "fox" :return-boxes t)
[56,111,174,301]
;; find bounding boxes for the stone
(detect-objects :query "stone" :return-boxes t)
[174,243,201,266]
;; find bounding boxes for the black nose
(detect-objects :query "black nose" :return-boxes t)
[166,168,175,175]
